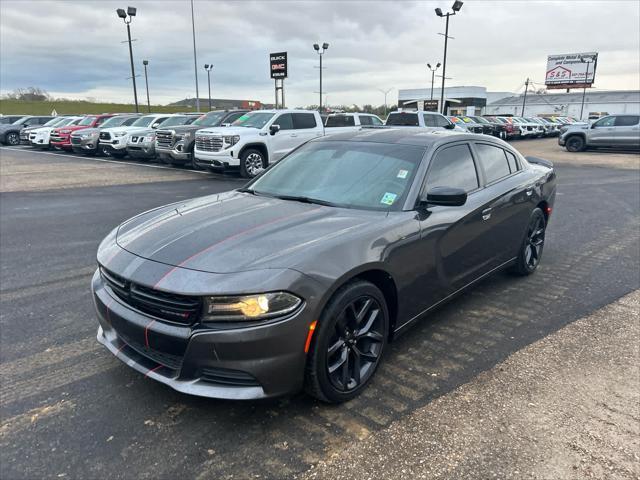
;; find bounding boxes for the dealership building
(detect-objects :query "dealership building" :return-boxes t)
[397,86,515,115]
[484,90,640,118]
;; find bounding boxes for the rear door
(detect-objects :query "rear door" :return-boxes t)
[614,115,640,147]
[292,112,322,144]
[270,113,297,161]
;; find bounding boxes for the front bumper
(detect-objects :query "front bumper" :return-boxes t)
[92,262,318,399]
[194,148,239,170]
[127,143,156,159]
[99,138,128,151]
[157,144,191,164]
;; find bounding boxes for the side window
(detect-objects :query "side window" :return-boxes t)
[425,144,479,193]
[95,117,109,126]
[504,150,519,173]
[293,113,317,129]
[593,116,616,127]
[152,117,170,128]
[224,112,245,123]
[123,117,138,126]
[370,116,384,126]
[615,116,639,127]
[275,113,293,130]
[424,114,451,128]
[326,116,344,127]
[358,115,373,126]
[476,144,511,183]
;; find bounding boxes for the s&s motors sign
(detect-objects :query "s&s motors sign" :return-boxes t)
[270,52,288,79]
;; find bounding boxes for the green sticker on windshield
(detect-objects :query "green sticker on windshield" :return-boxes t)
[380,192,397,206]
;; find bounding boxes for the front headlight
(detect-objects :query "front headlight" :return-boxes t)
[223,135,240,147]
[202,292,302,322]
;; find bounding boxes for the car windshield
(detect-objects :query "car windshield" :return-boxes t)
[193,111,227,126]
[158,116,191,127]
[77,116,97,126]
[450,117,463,124]
[474,117,490,124]
[43,118,62,127]
[248,140,425,211]
[131,116,156,127]
[100,116,131,128]
[11,116,30,125]
[232,112,275,128]
[461,117,474,123]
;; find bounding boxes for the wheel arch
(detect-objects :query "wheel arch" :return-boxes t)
[239,143,269,162]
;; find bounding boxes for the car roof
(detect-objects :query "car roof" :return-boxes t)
[312,127,485,147]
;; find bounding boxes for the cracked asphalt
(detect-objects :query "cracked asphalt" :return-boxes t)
[1,139,638,479]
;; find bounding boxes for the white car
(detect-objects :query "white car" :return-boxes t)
[98,113,177,158]
[324,112,384,134]
[194,109,324,178]
[29,116,83,149]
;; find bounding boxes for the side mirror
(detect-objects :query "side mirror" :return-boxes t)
[221,122,231,127]
[444,123,455,130]
[269,124,280,135]
[151,122,160,128]
[422,186,467,207]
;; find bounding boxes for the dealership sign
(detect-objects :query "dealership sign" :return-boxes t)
[545,52,598,89]
[270,52,288,79]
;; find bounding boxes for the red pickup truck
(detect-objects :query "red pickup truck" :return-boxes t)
[50,114,115,150]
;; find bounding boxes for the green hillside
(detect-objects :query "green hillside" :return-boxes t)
[0,99,197,115]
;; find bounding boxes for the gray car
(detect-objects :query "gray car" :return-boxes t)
[559,114,640,151]
[92,129,556,403]
[126,114,202,160]
[0,115,54,145]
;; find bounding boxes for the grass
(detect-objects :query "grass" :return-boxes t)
[0,99,197,115]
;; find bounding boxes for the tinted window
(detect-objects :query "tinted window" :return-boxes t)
[326,115,354,127]
[424,113,451,128]
[358,115,373,126]
[275,113,293,130]
[476,144,511,183]
[426,144,479,193]
[505,150,519,173]
[370,116,383,126]
[223,111,246,124]
[95,116,111,126]
[386,112,419,126]
[593,116,615,127]
[293,113,317,129]
[615,116,639,127]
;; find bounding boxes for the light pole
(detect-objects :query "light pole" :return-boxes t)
[142,60,150,113]
[579,55,596,120]
[427,62,441,101]
[313,43,329,112]
[190,0,200,112]
[204,64,213,111]
[116,7,139,113]
[378,88,393,118]
[435,0,463,115]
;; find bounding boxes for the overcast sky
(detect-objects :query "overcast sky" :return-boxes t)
[1,0,639,107]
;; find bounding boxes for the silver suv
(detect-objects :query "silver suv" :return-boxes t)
[559,114,640,152]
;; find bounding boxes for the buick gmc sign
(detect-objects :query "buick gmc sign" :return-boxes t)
[270,52,288,79]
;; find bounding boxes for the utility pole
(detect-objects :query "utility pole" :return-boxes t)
[204,64,213,111]
[313,43,329,112]
[427,63,441,100]
[117,7,139,113]
[521,78,529,116]
[190,0,200,111]
[378,88,393,118]
[579,55,595,120]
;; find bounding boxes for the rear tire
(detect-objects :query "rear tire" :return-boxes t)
[565,135,585,152]
[510,208,546,276]
[239,148,267,178]
[305,280,389,403]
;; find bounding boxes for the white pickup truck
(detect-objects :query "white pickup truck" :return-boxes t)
[194,109,324,177]
[324,112,384,134]
[98,113,176,158]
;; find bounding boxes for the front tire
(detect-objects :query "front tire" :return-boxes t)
[239,148,267,178]
[565,135,585,152]
[305,280,389,403]
[510,208,546,276]
[5,132,20,146]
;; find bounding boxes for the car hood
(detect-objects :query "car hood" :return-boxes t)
[158,124,203,134]
[115,191,385,274]
[196,126,257,136]
[72,127,100,136]
[102,126,151,135]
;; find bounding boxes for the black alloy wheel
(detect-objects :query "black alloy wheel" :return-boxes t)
[565,135,585,152]
[511,208,546,276]
[305,281,388,403]
[6,132,20,146]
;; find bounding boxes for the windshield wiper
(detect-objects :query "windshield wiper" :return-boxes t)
[273,194,337,207]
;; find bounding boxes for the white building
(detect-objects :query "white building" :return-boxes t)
[484,90,640,118]
[397,86,515,115]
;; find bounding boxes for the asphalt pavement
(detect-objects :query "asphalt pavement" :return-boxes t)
[1,142,639,480]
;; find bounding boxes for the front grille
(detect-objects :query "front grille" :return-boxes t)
[156,130,174,148]
[118,329,183,370]
[195,135,223,152]
[100,267,201,325]
[99,132,111,141]
[70,137,82,145]
[50,135,65,142]
[199,367,260,387]
[130,135,141,143]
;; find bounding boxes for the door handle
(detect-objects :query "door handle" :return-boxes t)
[290,133,298,137]
[482,208,492,221]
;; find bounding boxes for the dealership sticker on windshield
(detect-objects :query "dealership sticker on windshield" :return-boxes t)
[380,192,397,205]
[397,169,409,179]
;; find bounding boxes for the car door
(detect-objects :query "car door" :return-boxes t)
[471,142,534,267]
[269,113,296,161]
[589,115,617,145]
[613,115,640,147]
[417,142,494,300]
[292,113,322,145]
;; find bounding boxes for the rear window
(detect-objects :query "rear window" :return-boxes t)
[326,115,355,127]
[476,143,512,183]
[424,113,451,128]
[386,112,419,126]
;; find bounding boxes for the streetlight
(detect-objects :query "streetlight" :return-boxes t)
[579,55,596,120]
[378,88,393,118]
[313,42,329,112]
[427,62,441,101]
[204,64,214,111]
[190,0,200,112]
[142,60,150,113]
[116,6,139,113]
[435,0,463,114]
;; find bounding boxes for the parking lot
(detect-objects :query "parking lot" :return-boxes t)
[1,139,639,479]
